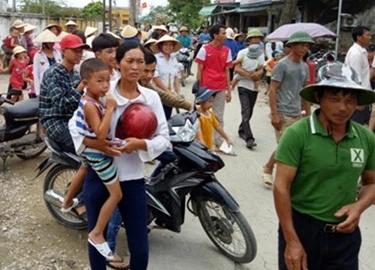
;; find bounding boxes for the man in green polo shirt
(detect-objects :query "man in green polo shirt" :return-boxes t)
[274,62,375,270]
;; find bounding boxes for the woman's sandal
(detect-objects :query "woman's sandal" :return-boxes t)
[88,238,114,260]
[106,254,130,270]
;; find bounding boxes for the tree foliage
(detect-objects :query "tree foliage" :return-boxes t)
[19,0,65,16]
[168,0,210,28]
[82,1,104,18]
[141,5,174,25]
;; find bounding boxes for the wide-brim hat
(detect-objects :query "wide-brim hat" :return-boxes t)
[226,27,234,39]
[24,24,37,33]
[144,38,157,47]
[286,31,315,45]
[65,20,77,26]
[85,26,98,37]
[234,33,244,40]
[121,25,138,38]
[33,29,60,43]
[150,35,182,53]
[153,25,168,33]
[107,31,121,40]
[12,19,27,29]
[195,87,216,104]
[45,23,62,32]
[300,63,375,106]
[180,26,189,32]
[58,31,69,40]
[247,44,263,59]
[246,29,264,40]
[13,46,26,56]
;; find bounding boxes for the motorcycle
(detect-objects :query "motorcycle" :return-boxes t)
[36,110,257,264]
[175,48,192,87]
[0,93,46,165]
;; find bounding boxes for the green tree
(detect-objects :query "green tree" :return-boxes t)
[141,5,175,25]
[20,0,65,16]
[168,0,210,28]
[82,1,104,18]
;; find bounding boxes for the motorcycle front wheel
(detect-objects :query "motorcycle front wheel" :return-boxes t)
[43,164,87,230]
[197,198,257,264]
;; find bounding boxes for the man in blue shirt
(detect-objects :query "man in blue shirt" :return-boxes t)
[198,27,210,43]
[176,26,192,49]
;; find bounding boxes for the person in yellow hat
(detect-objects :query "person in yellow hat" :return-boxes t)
[0,46,29,102]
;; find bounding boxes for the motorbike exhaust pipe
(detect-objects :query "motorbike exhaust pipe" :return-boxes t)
[44,189,64,208]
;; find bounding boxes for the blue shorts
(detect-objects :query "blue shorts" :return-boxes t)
[81,152,117,185]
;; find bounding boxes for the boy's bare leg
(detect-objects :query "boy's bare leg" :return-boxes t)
[88,180,122,245]
[61,165,88,209]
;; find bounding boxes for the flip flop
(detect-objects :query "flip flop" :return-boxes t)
[262,171,273,188]
[106,254,130,270]
[60,198,79,213]
[88,238,114,261]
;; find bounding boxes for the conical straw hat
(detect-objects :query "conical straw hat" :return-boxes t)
[106,31,121,40]
[58,31,69,40]
[85,26,98,37]
[24,24,37,33]
[13,46,26,56]
[65,20,77,26]
[33,29,60,43]
[150,35,182,53]
[121,25,138,38]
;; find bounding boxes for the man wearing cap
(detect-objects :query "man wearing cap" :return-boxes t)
[274,62,375,270]
[234,29,265,149]
[195,24,232,150]
[39,34,89,153]
[345,26,373,126]
[262,31,312,187]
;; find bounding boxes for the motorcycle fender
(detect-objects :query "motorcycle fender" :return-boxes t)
[33,156,55,179]
[191,180,240,212]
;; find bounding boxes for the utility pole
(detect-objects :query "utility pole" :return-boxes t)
[103,0,106,32]
[335,0,343,60]
[109,0,112,31]
[12,0,16,12]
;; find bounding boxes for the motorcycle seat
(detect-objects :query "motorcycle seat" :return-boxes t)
[2,98,39,119]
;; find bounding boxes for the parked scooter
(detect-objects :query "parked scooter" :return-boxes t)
[175,48,192,87]
[37,109,257,264]
[0,93,46,165]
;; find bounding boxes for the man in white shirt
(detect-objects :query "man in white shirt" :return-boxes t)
[345,26,373,125]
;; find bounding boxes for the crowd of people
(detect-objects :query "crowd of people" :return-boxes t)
[0,18,374,270]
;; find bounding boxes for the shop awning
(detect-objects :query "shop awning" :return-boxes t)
[238,6,269,13]
[199,5,218,16]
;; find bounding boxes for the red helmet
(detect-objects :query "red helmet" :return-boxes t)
[116,103,158,140]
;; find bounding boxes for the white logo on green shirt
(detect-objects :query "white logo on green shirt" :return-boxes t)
[350,148,364,167]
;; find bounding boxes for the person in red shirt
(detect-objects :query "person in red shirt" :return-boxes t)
[1,46,29,102]
[303,52,316,86]
[195,24,232,151]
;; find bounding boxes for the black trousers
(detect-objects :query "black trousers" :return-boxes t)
[278,210,361,270]
[238,87,258,143]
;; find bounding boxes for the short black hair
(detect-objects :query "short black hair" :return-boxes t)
[351,26,370,42]
[145,50,156,65]
[115,41,146,63]
[151,31,160,40]
[80,58,109,80]
[209,24,225,39]
[92,33,119,53]
[367,44,375,52]
[72,30,86,44]
[317,87,359,102]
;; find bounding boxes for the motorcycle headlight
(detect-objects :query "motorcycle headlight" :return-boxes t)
[171,119,199,143]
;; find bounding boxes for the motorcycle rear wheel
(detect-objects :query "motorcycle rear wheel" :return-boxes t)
[197,198,257,264]
[43,164,87,230]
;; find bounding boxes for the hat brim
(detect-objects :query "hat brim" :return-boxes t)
[300,80,375,106]
[286,39,315,45]
[196,90,216,104]
[64,43,90,50]
[150,40,182,53]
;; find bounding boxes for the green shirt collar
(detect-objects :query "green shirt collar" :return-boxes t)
[309,110,358,139]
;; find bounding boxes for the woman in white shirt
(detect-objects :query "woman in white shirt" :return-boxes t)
[33,29,62,96]
[72,42,169,269]
[151,35,182,119]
